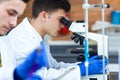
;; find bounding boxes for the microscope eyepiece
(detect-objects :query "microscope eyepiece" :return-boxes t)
[60,17,72,28]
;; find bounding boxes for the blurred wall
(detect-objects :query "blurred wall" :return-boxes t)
[18,0,120,40]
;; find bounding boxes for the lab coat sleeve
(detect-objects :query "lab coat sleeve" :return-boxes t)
[48,52,78,69]
[44,41,78,69]
[33,66,81,80]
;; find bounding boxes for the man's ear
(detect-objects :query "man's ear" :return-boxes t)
[38,11,48,22]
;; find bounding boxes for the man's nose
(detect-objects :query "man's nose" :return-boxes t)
[9,17,17,27]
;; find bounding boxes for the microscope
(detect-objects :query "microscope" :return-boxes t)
[60,17,109,80]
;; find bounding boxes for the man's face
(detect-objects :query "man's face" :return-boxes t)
[45,9,66,37]
[0,0,26,36]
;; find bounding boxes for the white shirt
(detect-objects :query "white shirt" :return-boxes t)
[0,37,15,80]
[4,17,81,80]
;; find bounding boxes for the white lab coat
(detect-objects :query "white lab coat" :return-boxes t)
[34,66,80,80]
[3,17,81,80]
[0,37,15,80]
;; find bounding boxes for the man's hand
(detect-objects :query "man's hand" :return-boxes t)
[78,55,109,76]
[35,42,48,70]
[14,41,48,80]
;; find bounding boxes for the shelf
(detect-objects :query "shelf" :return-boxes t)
[92,21,120,31]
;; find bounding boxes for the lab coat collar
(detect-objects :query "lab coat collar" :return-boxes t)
[23,17,43,41]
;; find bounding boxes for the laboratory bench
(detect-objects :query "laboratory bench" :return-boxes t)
[50,43,119,80]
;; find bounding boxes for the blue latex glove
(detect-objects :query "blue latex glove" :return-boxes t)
[79,55,108,76]
[14,41,48,79]
[35,42,48,70]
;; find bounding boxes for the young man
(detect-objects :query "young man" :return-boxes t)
[0,0,29,36]
[0,0,29,80]
[4,0,108,80]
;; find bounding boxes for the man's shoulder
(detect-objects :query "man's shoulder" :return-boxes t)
[7,18,30,37]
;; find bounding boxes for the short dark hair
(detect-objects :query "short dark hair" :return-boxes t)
[32,0,71,18]
[22,0,29,3]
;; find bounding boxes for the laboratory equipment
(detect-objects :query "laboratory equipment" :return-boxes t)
[60,17,109,80]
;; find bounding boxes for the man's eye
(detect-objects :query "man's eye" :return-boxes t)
[7,10,16,16]
[8,12,15,16]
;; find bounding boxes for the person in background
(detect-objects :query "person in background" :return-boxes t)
[0,0,30,80]
[3,0,108,80]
